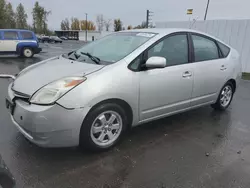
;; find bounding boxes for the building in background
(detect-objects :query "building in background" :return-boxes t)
[54,30,113,41]
[156,19,250,73]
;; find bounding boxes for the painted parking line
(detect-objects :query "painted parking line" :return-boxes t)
[49,46,63,49]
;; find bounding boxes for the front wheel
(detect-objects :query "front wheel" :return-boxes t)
[22,48,34,58]
[80,103,128,151]
[211,82,234,111]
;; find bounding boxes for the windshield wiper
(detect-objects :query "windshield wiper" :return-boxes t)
[67,51,80,60]
[80,52,100,64]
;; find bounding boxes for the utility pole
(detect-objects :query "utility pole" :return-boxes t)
[146,9,153,28]
[85,13,88,42]
[204,0,210,20]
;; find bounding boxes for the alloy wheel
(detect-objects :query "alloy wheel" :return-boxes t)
[220,85,233,107]
[90,111,123,147]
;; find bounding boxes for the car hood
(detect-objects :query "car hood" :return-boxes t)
[12,56,104,95]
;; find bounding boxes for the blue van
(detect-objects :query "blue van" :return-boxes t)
[0,29,42,58]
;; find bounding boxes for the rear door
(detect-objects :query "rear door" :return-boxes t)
[20,31,35,40]
[3,31,19,52]
[190,33,229,106]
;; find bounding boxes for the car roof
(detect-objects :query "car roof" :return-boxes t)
[119,28,230,47]
[0,29,33,32]
[120,28,208,35]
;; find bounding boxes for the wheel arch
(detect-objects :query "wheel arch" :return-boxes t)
[16,43,36,55]
[85,98,134,128]
[227,78,236,93]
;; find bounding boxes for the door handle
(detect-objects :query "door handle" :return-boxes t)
[220,65,227,71]
[182,71,192,78]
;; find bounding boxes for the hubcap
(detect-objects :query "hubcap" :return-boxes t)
[24,49,32,57]
[90,111,122,147]
[220,85,232,107]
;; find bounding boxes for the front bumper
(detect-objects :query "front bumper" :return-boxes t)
[34,47,42,54]
[7,86,87,147]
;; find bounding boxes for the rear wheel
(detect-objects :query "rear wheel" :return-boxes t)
[211,82,234,111]
[22,47,34,58]
[80,103,128,151]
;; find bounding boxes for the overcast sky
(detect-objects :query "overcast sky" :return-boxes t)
[8,0,250,30]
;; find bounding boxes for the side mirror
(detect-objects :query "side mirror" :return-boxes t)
[146,56,167,69]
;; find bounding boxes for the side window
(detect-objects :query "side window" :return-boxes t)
[3,31,18,40]
[147,34,188,66]
[192,34,219,62]
[217,41,230,57]
[21,32,34,40]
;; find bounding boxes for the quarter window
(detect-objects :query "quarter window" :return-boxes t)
[192,35,219,62]
[21,32,33,40]
[217,41,230,57]
[147,34,188,66]
[4,31,18,40]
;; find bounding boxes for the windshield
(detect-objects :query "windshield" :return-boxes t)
[75,32,156,63]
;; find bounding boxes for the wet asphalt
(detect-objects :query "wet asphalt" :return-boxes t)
[1,41,250,188]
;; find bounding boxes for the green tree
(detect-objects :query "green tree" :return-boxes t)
[32,1,51,34]
[15,3,28,29]
[0,0,7,28]
[32,2,42,32]
[42,9,51,34]
[114,19,122,32]
[71,17,80,30]
[5,3,16,28]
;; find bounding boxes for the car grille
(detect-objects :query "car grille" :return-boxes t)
[12,89,31,103]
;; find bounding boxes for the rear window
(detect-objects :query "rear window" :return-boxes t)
[21,31,34,40]
[4,31,18,40]
[218,42,230,57]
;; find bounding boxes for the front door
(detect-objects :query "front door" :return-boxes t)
[3,31,19,52]
[190,34,229,106]
[139,33,194,122]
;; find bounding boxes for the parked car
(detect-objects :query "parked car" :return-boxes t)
[36,34,41,42]
[3,28,242,151]
[60,36,68,40]
[40,36,50,43]
[0,29,41,58]
[49,36,63,43]
[0,155,16,188]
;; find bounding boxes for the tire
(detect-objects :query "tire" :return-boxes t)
[80,103,128,151]
[211,82,234,111]
[22,47,34,58]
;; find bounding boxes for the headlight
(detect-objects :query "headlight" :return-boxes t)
[30,77,86,105]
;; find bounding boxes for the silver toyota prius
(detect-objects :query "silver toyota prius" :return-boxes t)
[4,28,242,151]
